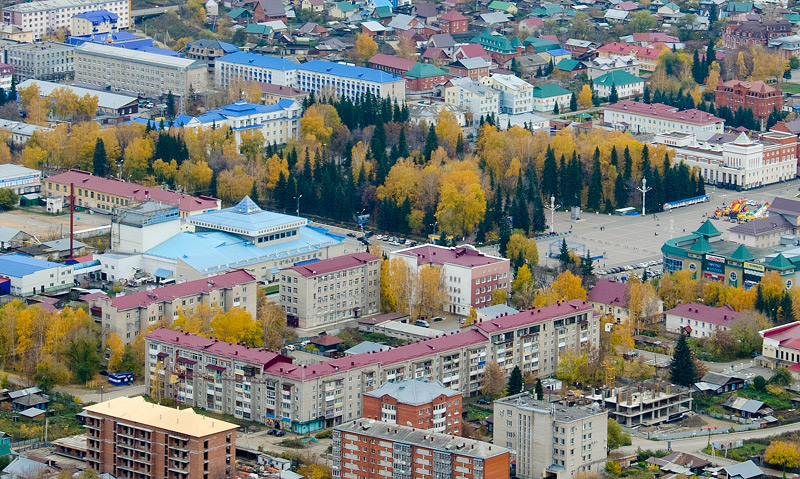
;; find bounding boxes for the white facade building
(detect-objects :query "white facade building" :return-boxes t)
[0,254,74,296]
[0,164,40,194]
[604,100,724,140]
[481,74,534,115]
[445,77,501,121]
[585,55,639,80]
[2,0,129,40]
[654,130,798,189]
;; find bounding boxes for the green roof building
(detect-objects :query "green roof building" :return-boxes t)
[592,70,645,99]
[405,63,447,79]
[472,28,518,55]
[523,37,561,53]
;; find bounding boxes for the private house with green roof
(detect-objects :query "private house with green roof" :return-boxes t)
[405,63,450,92]
[472,29,522,63]
[524,37,561,53]
[592,70,645,99]
[245,23,272,39]
[329,1,356,19]
[532,83,571,112]
[488,0,518,14]
[556,58,586,78]
[661,219,800,289]
[227,7,252,22]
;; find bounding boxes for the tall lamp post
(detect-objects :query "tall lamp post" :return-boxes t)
[294,195,302,217]
[545,196,560,234]
[637,178,652,216]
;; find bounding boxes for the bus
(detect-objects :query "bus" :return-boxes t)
[614,207,637,216]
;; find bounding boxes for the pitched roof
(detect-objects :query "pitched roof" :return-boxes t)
[364,379,459,405]
[605,100,723,125]
[722,460,763,479]
[729,215,792,237]
[717,79,780,94]
[769,253,794,270]
[284,253,380,277]
[694,219,721,237]
[475,300,594,334]
[532,83,572,98]
[405,62,448,79]
[298,59,403,84]
[472,29,516,53]
[439,9,466,21]
[455,43,490,59]
[665,302,740,326]
[557,58,582,71]
[587,279,628,307]
[450,57,491,70]
[257,0,285,16]
[593,70,644,87]
[688,236,715,253]
[311,334,342,347]
[768,197,800,217]
[761,322,800,350]
[393,244,507,268]
[147,327,291,366]
[729,244,755,262]
[104,270,255,311]
[369,53,416,72]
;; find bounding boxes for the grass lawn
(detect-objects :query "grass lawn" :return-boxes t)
[781,83,800,94]
[464,406,492,422]
[704,442,768,462]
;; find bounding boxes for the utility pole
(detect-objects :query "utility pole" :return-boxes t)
[545,195,560,234]
[637,178,652,216]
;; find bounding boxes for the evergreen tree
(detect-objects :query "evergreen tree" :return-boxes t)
[623,146,632,179]
[709,3,718,24]
[498,218,511,257]
[250,182,260,206]
[614,171,628,209]
[643,85,651,104]
[166,90,176,119]
[558,238,572,268]
[542,145,559,200]
[706,31,716,68]
[208,171,218,198]
[581,251,594,278]
[534,378,544,400]
[609,85,619,104]
[92,138,107,177]
[587,149,602,211]
[507,366,524,395]
[610,146,618,167]
[642,268,648,282]
[536,65,543,77]
[781,292,795,324]
[398,127,409,158]
[570,93,577,112]
[456,134,464,158]
[755,284,765,312]
[424,123,438,161]
[692,49,706,84]
[669,334,697,387]
[558,154,569,205]
[553,102,560,114]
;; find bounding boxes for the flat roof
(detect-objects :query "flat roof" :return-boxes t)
[18,79,137,110]
[497,393,606,421]
[76,42,205,69]
[5,0,118,12]
[84,397,238,437]
[0,164,40,179]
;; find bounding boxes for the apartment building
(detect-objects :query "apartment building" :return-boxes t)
[759,321,800,369]
[664,303,740,339]
[481,74,533,115]
[604,100,724,140]
[43,169,221,218]
[6,41,73,81]
[279,252,381,332]
[90,270,257,345]
[333,420,510,479]
[215,52,406,101]
[74,42,208,98]
[2,0,130,40]
[444,77,501,121]
[531,84,572,113]
[71,9,117,35]
[592,70,645,100]
[653,130,797,190]
[146,299,598,433]
[83,396,237,479]
[362,379,462,435]
[389,245,510,315]
[600,382,692,427]
[493,393,607,479]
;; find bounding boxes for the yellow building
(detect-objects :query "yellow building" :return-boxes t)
[0,23,32,43]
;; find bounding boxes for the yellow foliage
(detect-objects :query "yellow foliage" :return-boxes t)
[355,33,378,64]
[435,108,462,150]
[435,166,486,235]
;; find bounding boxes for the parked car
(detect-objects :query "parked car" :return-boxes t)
[477,399,491,405]
[346,233,356,237]
[275,430,286,437]
[415,320,430,328]
[268,429,278,436]
[364,231,374,237]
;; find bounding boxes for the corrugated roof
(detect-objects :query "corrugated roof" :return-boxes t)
[665,302,739,326]
[298,60,403,84]
[147,327,290,366]
[393,244,507,268]
[364,379,459,405]
[285,252,380,277]
[0,254,62,278]
[84,397,238,437]
[587,279,628,307]
[476,299,593,333]
[217,51,300,70]
[593,70,644,87]
[18,79,137,110]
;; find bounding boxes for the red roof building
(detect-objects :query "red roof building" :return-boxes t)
[453,43,492,61]
[587,279,630,323]
[438,9,468,34]
[390,245,510,315]
[362,379,462,435]
[723,20,791,50]
[760,322,800,369]
[715,79,782,123]
[665,303,740,339]
[368,53,416,76]
[43,169,220,217]
[92,270,257,344]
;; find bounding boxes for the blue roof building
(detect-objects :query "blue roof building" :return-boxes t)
[145,197,344,280]
[67,32,181,57]
[72,9,118,35]
[0,254,74,296]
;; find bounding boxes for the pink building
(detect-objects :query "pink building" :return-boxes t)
[389,245,510,315]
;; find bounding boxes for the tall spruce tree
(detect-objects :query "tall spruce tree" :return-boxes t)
[670,334,697,387]
[507,366,524,395]
[542,145,559,200]
[609,85,619,104]
[535,378,544,400]
[587,149,602,211]
[614,171,628,209]
[570,92,578,112]
[559,238,572,268]
[424,123,438,161]
[92,138,107,178]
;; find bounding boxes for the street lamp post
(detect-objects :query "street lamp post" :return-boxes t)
[637,178,652,216]
[545,196,560,234]
[295,195,302,217]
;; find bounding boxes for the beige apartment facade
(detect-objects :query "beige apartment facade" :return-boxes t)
[280,252,381,332]
[146,299,598,434]
[493,393,608,479]
[74,42,208,98]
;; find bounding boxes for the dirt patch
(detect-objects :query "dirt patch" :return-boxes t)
[0,208,110,240]
[676,414,707,428]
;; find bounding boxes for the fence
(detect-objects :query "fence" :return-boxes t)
[628,422,762,441]
[707,412,754,425]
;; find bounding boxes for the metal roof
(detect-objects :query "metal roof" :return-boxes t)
[364,379,459,405]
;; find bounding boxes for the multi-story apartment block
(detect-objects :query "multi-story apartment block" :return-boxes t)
[90,270,257,345]
[362,379,462,435]
[215,52,406,101]
[532,84,572,113]
[146,299,598,433]
[185,38,239,73]
[592,70,645,100]
[604,100,724,140]
[654,130,797,189]
[444,77,501,121]
[585,55,639,80]
[279,252,380,332]
[83,396,237,479]
[176,100,301,147]
[74,43,208,98]
[715,80,783,127]
[760,321,800,369]
[599,382,692,427]
[43,169,221,218]
[71,9,117,36]
[333,420,510,479]
[481,74,533,115]
[0,62,13,89]
[389,245,510,315]
[2,0,130,40]
[6,41,73,81]
[665,302,739,339]
[493,393,607,479]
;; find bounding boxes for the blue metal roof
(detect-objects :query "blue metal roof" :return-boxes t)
[297,60,402,83]
[546,48,571,56]
[145,228,342,275]
[73,9,118,23]
[190,197,306,233]
[217,51,301,70]
[0,254,62,278]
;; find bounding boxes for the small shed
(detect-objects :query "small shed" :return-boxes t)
[18,193,39,207]
[310,333,343,356]
[12,394,48,412]
[722,397,772,418]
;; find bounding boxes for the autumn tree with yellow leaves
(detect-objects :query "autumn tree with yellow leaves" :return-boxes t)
[354,33,378,65]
